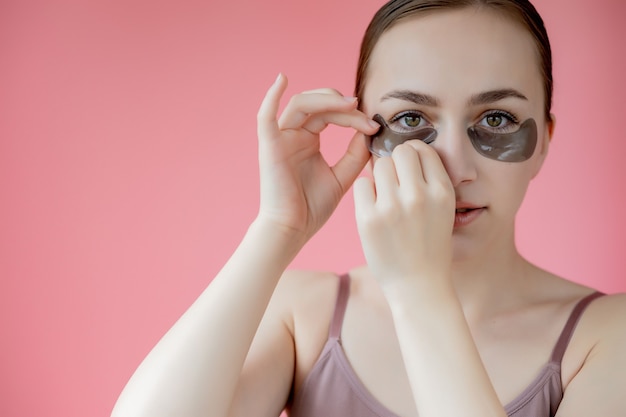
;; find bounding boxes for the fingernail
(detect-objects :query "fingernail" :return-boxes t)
[343,96,358,103]
[275,73,283,83]
[368,119,380,128]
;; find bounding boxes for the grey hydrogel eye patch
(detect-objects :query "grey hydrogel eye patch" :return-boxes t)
[368,114,437,157]
[467,118,538,162]
[368,113,538,163]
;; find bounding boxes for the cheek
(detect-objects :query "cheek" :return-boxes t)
[489,164,535,215]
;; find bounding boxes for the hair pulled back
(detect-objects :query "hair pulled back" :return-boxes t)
[355,0,553,120]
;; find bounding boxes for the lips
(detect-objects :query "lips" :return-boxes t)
[454,203,485,228]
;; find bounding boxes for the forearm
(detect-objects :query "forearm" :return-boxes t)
[386,281,506,417]
[111,219,304,417]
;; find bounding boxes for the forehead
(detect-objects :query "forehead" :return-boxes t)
[363,7,542,107]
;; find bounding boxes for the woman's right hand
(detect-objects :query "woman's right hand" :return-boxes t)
[255,74,379,243]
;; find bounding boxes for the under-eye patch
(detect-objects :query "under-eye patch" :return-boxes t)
[368,114,538,162]
[467,118,537,162]
[368,114,437,157]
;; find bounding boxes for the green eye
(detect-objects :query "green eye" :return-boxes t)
[486,115,503,127]
[388,111,427,133]
[403,115,421,127]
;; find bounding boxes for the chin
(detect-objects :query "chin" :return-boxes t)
[451,233,487,265]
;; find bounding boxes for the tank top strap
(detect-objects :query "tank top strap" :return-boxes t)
[328,273,351,340]
[550,291,605,363]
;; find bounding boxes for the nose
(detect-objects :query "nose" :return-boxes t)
[429,126,478,187]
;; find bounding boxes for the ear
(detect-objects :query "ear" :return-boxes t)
[530,114,556,179]
[546,113,556,140]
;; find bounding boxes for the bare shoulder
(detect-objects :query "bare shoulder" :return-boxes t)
[535,269,625,350]
[576,290,626,340]
[509,268,625,415]
[274,269,342,297]
[258,269,342,352]
[564,289,626,336]
[555,276,626,384]
[525,269,623,359]
[269,269,346,390]
[557,291,626,415]
[231,270,343,417]
[271,269,343,342]
[250,269,344,358]
[269,269,342,318]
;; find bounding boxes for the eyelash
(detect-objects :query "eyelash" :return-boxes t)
[388,110,429,132]
[479,110,520,132]
[387,109,521,133]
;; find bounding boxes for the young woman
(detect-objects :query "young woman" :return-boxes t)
[112,1,626,416]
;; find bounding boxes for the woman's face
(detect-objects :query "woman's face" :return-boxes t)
[361,7,553,258]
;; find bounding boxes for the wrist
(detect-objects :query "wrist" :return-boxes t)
[248,216,308,257]
[381,272,456,312]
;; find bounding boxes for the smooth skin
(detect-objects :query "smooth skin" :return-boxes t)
[111,7,626,417]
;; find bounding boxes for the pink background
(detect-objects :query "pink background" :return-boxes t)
[1,0,625,416]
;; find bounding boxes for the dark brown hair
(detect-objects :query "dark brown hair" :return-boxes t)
[355,0,553,121]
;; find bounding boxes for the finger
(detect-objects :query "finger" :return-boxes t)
[302,110,380,135]
[301,87,344,96]
[257,73,289,141]
[331,132,371,195]
[407,140,450,185]
[353,176,376,221]
[278,92,358,130]
[392,143,425,190]
[372,155,399,204]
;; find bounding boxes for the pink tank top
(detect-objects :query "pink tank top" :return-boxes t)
[289,274,603,417]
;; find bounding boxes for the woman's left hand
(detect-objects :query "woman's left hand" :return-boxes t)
[353,141,455,293]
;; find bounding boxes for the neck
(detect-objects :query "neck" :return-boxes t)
[449,229,534,320]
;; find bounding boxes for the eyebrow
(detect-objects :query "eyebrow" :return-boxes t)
[380,90,440,107]
[380,88,528,107]
[468,89,528,106]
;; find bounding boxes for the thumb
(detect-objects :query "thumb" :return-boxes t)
[332,132,371,195]
[257,73,288,142]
